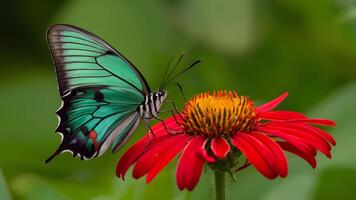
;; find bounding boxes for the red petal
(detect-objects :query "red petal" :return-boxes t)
[257,127,317,157]
[211,137,231,159]
[146,134,189,183]
[256,92,289,113]
[116,133,173,179]
[258,111,306,121]
[307,118,336,127]
[117,114,185,180]
[300,118,336,127]
[282,123,335,146]
[132,134,188,179]
[148,114,184,136]
[176,136,207,191]
[197,147,216,163]
[278,142,317,168]
[116,137,150,179]
[231,133,278,179]
[272,123,332,149]
[264,124,332,158]
[270,118,336,127]
[249,132,288,177]
[305,125,336,146]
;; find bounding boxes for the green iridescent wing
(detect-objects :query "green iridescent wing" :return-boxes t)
[45,24,149,162]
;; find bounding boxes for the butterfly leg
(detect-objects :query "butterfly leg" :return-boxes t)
[144,114,171,135]
[165,99,181,114]
[143,118,156,139]
[158,108,180,125]
[163,99,183,124]
[143,108,178,135]
[150,114,183,135]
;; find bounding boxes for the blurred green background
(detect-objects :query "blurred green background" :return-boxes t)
[1,0,356,199]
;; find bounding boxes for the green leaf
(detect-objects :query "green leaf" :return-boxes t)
[177,0,255,54]
[112,164,176,200]
[112,171,146,200]
[0,71,59,167]
[313,168,356,200]
[11,174,67,200]
[261,173,317,200]
[0,168,12,200]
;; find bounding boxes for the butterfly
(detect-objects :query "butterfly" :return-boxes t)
[45,24,199,163]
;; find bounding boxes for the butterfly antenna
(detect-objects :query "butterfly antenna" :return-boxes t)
[162,52,186,88]
[159,56,174,90]
[163,59,201,87]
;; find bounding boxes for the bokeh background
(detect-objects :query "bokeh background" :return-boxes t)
[1,0,356,199]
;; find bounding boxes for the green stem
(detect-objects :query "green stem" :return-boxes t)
[214,170,226,200]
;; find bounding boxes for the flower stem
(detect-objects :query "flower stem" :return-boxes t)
[214,170,226,200]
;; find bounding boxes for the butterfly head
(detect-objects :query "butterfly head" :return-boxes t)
[157,90,168,102]
[149,90,168,116]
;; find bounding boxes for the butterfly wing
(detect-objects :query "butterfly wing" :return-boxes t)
[47,24,150,95]
[45,24,149,162]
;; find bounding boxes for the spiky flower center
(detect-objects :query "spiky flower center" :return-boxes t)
[181,91,257,138]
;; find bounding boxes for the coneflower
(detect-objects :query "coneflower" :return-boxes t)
[116,91,336,198]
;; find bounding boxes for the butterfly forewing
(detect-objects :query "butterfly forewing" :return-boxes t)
[46,24,150,162]
[47,24,149,95]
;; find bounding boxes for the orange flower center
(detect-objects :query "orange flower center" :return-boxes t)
[181,91,257,138]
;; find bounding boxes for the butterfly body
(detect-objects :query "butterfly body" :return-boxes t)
[140,91,167,119]
[45,24,168,162]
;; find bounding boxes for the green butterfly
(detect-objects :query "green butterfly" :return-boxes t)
[45,24,178,162]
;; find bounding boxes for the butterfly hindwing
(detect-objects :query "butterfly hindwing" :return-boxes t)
[46,24,150,162]
[45,86,141,162]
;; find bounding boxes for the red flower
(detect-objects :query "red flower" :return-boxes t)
[116,91,336,191]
